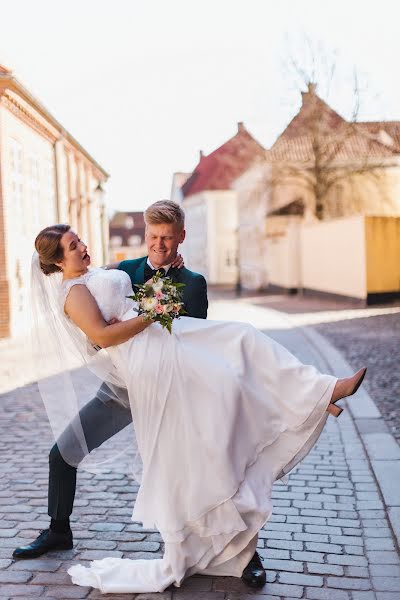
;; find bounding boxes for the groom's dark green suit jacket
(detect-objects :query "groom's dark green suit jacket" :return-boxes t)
[118,257,208,319]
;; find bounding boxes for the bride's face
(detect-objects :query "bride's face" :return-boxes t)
[58,230,91,275]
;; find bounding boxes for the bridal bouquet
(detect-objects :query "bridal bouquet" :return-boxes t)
[128,271,186,333]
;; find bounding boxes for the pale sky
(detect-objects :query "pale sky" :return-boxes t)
[1,0,399,213]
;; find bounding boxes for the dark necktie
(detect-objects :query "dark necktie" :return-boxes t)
[144,265,166,281]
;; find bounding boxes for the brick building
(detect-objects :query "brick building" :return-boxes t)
[109,211,146,262]
[176,123,265,284]
[0,65,109,338]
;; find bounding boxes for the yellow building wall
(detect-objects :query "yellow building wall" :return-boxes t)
[365,217,400,293]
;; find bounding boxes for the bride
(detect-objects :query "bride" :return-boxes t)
[32,223,366,594]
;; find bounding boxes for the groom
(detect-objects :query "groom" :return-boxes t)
[13,200,266,589]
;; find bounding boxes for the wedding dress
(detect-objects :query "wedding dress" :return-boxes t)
[63,268,336,593]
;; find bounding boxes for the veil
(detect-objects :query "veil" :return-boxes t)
[30,252,143,480]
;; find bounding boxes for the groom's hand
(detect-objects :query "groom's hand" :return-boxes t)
[107,318,121,326]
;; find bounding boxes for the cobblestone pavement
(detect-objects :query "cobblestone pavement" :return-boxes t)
[314,314,400,444]
[0,297,399,599]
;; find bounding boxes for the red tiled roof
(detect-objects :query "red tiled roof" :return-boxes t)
[356,121,400,151]
[278,92,346,140]
[182,124,265,197]
[269,130,396,162]
[269,91,398,163]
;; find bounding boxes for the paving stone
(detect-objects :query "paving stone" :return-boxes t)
[365,538,396,551]
[173,594,223,600]
[305,525,342,535]
[0,570,33,583]
[330,535,364,546]
[31,571,72,585]
[305,588,350,599]
[279,571,323,586]
[351,593,377,600]
[266,539,303,551]
[263,558,303,572]
[372,577,400,591]
[327,518,360,527]
[259,548,289,560]
[327,554,368,566]
[77,549,123,560]
[10,559,62,571]
[366,551,400,565]
[0,559,12,569]
[0,585,44,596]
[305,542,342,553]
[266,521,303,532]
[364,527,392,538]
[88,522,125,532]
[291,551,324,563]
[345,566,370,577]
[326,576,371,590]
[307,562,344,575]
[294,533,329,543]
[43,585,91,597]
[370,565,400,577]
[254,582,303,597]
[344,546,364,557]
[301,509,337,518]
[118,541,161,552]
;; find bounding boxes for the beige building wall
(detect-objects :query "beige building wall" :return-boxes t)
[0,104,58,335]
[183,190,238,284]
[234,163,271,290]
[0,77,109,338]
[265,216,302,290]
[300,216,367,299]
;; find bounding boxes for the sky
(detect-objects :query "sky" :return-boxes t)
[1,0,400,213]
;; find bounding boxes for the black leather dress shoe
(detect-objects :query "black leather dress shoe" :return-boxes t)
[12,529,73,559]
[241,551,266,588]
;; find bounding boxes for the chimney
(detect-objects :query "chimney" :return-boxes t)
[301,82,317,105]
[199,150,204,160]
[307,82,317,95]
[237,122,245,133]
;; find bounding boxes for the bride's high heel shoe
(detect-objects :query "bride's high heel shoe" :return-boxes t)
[327,367,367,418]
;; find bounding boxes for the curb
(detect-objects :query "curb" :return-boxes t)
[302,324,400,550]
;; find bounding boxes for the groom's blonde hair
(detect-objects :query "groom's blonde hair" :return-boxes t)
[144,200,185,230]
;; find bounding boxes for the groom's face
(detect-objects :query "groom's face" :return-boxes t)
[145,222,185,268]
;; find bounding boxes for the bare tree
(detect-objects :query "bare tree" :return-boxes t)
[270,36,396,220]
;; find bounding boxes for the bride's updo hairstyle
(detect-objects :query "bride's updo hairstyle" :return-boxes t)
[35,224,71,275]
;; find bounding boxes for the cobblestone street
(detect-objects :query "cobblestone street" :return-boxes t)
[0,296,399,599]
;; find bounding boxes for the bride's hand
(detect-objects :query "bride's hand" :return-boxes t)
[172,253,184,269]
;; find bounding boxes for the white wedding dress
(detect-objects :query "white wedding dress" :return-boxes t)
[65,268,336,593]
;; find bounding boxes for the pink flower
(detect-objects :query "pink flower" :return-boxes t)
[155,304,164,314]
[155,291,164,300]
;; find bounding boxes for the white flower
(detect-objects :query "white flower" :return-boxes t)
[141,297,158,311]
[152,280,164,292]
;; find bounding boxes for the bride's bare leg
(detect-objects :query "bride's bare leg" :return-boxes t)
[326,368,367,418]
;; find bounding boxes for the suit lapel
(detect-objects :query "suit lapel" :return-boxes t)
[135,257,147,284]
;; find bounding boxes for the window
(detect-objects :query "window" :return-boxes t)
[29,153,40,228]
[110,235,123,247]
[125,216,134,229]
[9,139,24,233]
[128,235,141,247]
